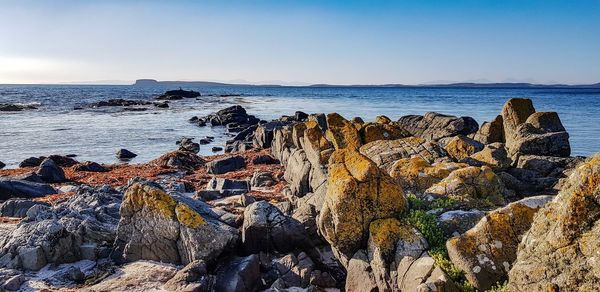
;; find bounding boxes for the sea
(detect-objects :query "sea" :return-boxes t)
[1,85,599,168]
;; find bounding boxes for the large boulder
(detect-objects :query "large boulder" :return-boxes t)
[359,137,447,173]
[325,113,362,150]
[472,115,504,144]
[468,142,512,171]
[206,155,246,174]
[253,121,292,149]
[389,157,466,195]
[424,166,507,209]
[36,158,66,183]
[0,179,57,200]
[283,149,311,197]
[204,105,259,127]
[214,255,261,292]
[446,196,552,290]
[501,98,570,158]
[242,201,310,254]
[317,148,407,263]
[113,181,238,265]
[507,154,600,291]
[444,135,484,161]
[150,150,205,169]
[397,112,479,141]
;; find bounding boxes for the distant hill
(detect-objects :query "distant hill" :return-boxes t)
[133,79,600,89]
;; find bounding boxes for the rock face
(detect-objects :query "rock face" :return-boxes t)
[214,255,261,292]
[113,181,238,265]
[389,157,466,195]
[360,137,447,172]
[0,179,57,200]
[472,115,504,144]
[507,155,600,291]
[397,112,479,141]
[446,196,553,290]
[444,135,484,161]
[206,155,246,174]
[0,199,50,218]
[317,148,407,262]
[501,98,570,158]
[36,158,66,183]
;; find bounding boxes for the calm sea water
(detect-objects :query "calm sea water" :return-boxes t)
[1,85,599,168]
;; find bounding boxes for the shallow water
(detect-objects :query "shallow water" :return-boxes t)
[1,85,599,168]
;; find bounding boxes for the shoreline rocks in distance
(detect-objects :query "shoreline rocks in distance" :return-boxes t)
[116,149,137,160]
[0,103,38,112]
[155,89,201,100]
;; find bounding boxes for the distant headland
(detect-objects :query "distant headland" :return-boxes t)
[134,78,600,88]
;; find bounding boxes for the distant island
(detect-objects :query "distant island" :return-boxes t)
[134,78,600,88]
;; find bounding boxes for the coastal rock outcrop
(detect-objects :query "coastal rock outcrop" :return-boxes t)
[156,89,200,100]
[472,115,504,145]
[359,137,447,172]
[113,181,238,265]
[0,103,38,112]
[397,112,479,141]
[507,154,600,291]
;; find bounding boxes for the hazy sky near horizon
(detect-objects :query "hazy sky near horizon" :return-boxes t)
[1,0,599,85]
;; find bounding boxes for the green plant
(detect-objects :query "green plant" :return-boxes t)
[406,210,445,249]
[430,197,456,209]
[487,281,508,292]
[407,194,427,210]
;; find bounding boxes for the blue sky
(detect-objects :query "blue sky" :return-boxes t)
[1,0,599,84]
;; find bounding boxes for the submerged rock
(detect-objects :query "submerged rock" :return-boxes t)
[90,99,151,107]
[0,103,37,112]
[115,149,137,160]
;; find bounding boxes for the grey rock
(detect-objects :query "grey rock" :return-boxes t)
[0,179,56,200]
[116,148,137,160]
[359,137,446,172]
[0,199,50,218]
[215,255,261,292]
[73,161,108,172]
[250,171,275,188]
[204,177,249,197]
[177,137,200,154]
[397,112,479,141]
[163,260,210,292]
[206,155,246,174]
[36,158,66,183]
[437,209,486,237]
[2,274,25,291]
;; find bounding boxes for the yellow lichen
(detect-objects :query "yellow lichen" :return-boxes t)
[175,203,206,228]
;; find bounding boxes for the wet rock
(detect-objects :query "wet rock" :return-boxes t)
[447,196,553,290]
[90,99,151,107]
[424,166,507,209]
[472,115,504,144]
[18,157,44,168]
[317,148,407,263]
[250,171,275,188]
[115,148,137,160]
[206,155,246,174]
[215,255,261,292]
[242,201,310,254]
[151,150,205,170]
[176,137,200,153]
[0,103,37,111]
[211,146,223,152]
[154,101,169,108]
[36,158,66,183]
[205,105,259,127]
[0,179,57,200]
[397,112,479,141]
[73,161,108,172]
[0,161,5,169]
[508,155,600,291]
[113,181,238,265]
[360,137,446,172]
[0,199,50,218]
[444,135,484,161]
[252,154,279,165]
[156,89,200,100]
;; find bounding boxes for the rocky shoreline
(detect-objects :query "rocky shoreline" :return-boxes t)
[0,96,598,291]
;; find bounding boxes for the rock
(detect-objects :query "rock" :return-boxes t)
[206,155,246,174]
[113,181,238,265]
[507,155,600,291]
[269,252,315,288]
[205,105,259,127]
[472,115,504,144]
[389,157,466,195]
[0,179,56,200]
[447,196,553,290]
[516,154,579,177]
[0,199,50,218]
[397,112,479,141]
[90,99,151,107]
[444,135,484,161]
[0,103,37,111]
[242,201,310,254]
[346,250,378,292]
[81,261,179,291]
[0,161,5,169]
[177,137,200,153]
[18,157,44,168]
[215,255,261,292]
[240,194,256,207]
[150,150,205,169]
[437,209,486,238]
[502,98,536,145]
[163,260,209,292]
[156,89,200,100]
[35,158,66,183]
[252,154,279,165]
[295,111,309,121]
[154,101,169,108]
[424,166,507,209]
[202,177,249,197]
[253,121,292,149]
[526,111,566,132]
[358,122,410,144]
[212,146,223,152]
[325,113,362,150]
[317,148,407,263]
[73,161,108,172]
[283,150,311,197]
[399,253,458,292]
[468,142,512,171]
[2,274,25,291]
[116,148,137,160]
[250,171,275,188]
[360,137,447,173]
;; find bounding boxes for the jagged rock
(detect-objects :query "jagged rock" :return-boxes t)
[472,115,504,144]
[116,148,137,160]
[113,181,238,265]
[283,150,311,197]
[437,209,486,238]
[303,120,334,166]
[447,196,553,290]
[253,121,292,149]
[36,158,66,183]
[502,98,570,158]
[242,201,310,254]
[424,166,507,209]
[317,149,407,263]
[468,142,512,171]
[73,161,108,172]
[215,255,261,292]
[346,250,378,292]
[360,137,447,172]
[0,179,56,200]
[0,199,49,218]
[206,155,246,174]
[0,185,121,270]
[325,113,362,150]
[272,126,294,164]
[163,260,210,292]
[176,137,200,153]
[150,150,205,169]
[516,154,581,177]
[397,112,478,141]
[308,113,328,131]
[270,252,315,288]
[507,155,600,291]
[250,171,275,188]
[444,135,484,161]
[204,105,259,127]
[389,157,466,195]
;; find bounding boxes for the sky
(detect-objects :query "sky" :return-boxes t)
[1,0,599,85]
